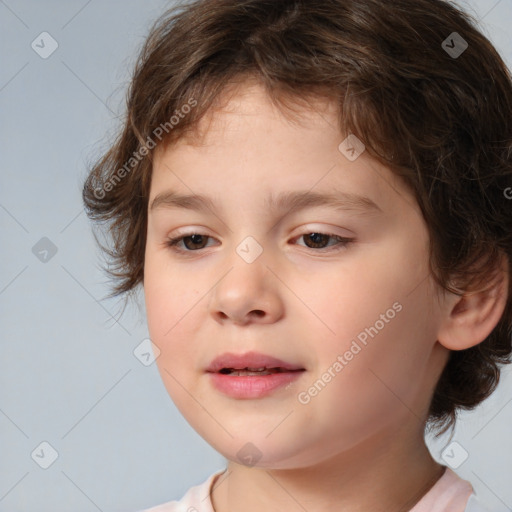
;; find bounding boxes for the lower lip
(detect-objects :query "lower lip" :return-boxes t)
[208,371,304,399]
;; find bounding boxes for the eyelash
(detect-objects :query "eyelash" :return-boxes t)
[165,232,354,254]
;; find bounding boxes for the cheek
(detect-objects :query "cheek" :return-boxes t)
[144,253,202,365]
[144,267,221,442]
[293,248,414,350]
[319,301,435,429]
[296,237,435,393]
[144,265,209,419]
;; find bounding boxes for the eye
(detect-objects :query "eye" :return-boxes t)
[294,232,353,251]
[166,233,216,251]
[165,231,353,253]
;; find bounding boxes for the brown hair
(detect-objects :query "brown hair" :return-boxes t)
[83,0,512,436]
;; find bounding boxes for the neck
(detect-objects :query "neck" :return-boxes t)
[211,422,444,512]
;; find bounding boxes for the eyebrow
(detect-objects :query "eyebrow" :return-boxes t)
[149,189,382,216]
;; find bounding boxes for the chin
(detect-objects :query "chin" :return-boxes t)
[204,435,313,470]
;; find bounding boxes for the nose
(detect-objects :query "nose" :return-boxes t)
[208,252,285,326]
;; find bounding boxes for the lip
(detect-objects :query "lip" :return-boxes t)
[206,351,305,399]
[206,351,304,373]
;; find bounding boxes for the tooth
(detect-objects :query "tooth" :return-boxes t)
[233,370,273,376]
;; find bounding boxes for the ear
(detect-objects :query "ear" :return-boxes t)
[437,253,509,351]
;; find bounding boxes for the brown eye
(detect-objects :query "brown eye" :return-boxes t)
[166,234,213,251]
[297,232,353,251]
[165,231,353,255]
[302,233,331,249]
[182,234,209,250]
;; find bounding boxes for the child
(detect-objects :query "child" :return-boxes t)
[82,0,512,510]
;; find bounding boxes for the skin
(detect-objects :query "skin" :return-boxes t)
[143,79,508,512]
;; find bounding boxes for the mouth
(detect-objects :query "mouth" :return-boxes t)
[206,351,305,374]
[206,352,305,399]
[217,367,303,376]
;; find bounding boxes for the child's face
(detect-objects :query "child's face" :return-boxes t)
[144,81,451,469]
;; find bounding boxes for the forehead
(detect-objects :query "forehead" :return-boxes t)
[166,78,339,147]
[150,80,418,218]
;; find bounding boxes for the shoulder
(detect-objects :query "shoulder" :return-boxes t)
[137,470,226,512]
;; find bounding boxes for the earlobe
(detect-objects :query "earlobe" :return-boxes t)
[437,256,509,351]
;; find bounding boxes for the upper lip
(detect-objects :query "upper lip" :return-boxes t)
[206,351,305,372]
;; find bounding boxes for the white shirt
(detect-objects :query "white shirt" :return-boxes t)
[139,466,491,512]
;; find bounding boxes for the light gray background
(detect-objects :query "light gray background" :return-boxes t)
[1,1,511,511]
